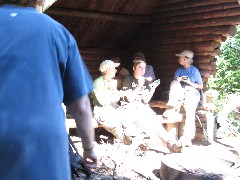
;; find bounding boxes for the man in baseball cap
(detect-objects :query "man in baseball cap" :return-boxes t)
[99,60,120,73]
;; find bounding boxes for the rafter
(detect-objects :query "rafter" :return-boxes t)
[46,7,151,23]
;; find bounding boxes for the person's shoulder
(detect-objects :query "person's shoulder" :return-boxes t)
[123,74,133,80]
[146,65,153,69]
[191,65,200,72]
[93,76,103,86]
[93,76,102,83]
[40,13,74,40]
[176,67,184,72]
[120,68,129,76]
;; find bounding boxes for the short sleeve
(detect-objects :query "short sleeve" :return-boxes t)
[62,35,93,105]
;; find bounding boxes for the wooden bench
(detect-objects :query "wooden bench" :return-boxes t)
[149,99,217,142]
[149,100,184,139]
[66,103,184,139]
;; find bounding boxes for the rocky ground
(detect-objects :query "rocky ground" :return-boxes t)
[70,128,240,180]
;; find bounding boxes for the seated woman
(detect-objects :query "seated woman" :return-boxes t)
[133,51,156,82]
[163,50,203,147]
[121,59,181,152]
[121,58,159,104]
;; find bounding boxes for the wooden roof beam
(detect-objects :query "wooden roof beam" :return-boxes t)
[46,7,151,23]
[156,0,237,13]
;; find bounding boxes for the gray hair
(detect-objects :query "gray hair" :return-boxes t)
[186,57,193,65]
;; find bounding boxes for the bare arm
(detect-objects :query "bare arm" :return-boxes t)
[67,95,97,168]
[176,76,203,90]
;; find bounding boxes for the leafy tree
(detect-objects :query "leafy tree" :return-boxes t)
[209,27,240,106]
[209,26,240,132]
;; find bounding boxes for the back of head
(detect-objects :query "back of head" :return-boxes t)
[0,0,44,7]
[111,57,121,64]
[134,51,146,61]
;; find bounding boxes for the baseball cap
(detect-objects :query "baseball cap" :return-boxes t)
[175,50,194,59]
[99,60,120,72]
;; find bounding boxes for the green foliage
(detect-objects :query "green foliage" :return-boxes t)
[209,26,240,114]
[209,26,240,133]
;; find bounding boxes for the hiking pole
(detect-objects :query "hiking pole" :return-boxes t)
[195,111,210,144]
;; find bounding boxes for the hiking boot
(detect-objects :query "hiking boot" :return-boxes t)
[167,139,182,153]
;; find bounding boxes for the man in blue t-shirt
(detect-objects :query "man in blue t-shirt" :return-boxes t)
[0,1,97,179]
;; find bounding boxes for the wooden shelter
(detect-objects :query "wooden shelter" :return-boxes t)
[46,0,240,141]
[45,0,240,91]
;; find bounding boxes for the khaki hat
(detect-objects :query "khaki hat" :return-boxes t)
[175,50,194,59]
[99,60,120,72]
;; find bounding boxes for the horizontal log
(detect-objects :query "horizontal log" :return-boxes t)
[195,63,216,71]
[155,0,236,13]
[153,2,237,19]
[132,40,220,52]
[157,0,188,6]
[160,34,226,44]
[148,53,216,64]
[194,50,220,57]
[82,54,116,61]
[80,48,124,55]
[153,16,240,31]
[86,65,100,72]
[84,61,101,66]
[142,25,237,37]
[131,34,226,47]
[194,56,216,63]
[131,43,220,52]
[200,70,214,78]
[156,7,240,24]
[46,7,151,23]
[132,48,221,58]
[151,60,216,71]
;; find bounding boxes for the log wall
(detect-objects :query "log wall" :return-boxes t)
[127,0,239,90]
[80,48,126,80]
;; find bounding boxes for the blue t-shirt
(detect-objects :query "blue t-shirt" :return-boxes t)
[174,65,203,84]
[0,5,93,180]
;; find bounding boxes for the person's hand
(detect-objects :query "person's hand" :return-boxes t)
[82,150,98,169]
[176,76,182,81]
[137,77,145,87]
[181,76,191,84]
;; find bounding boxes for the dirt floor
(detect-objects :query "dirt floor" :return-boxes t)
[70,128,240,180]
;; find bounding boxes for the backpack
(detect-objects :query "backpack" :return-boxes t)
[68,135,95,180]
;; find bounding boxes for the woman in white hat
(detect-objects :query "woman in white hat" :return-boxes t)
[163,50,203,146]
